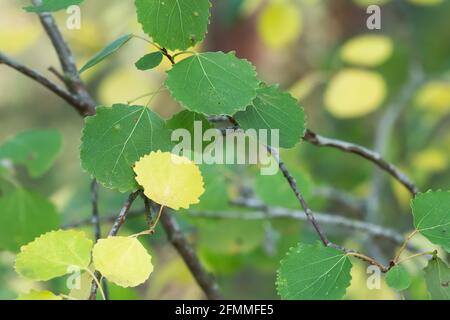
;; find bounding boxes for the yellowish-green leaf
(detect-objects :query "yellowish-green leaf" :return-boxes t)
[134,151,205,210]
[17,290,62,300]
[92,237,153,288]
[340,35,393,67]
[15,230,93,281]
[325,69,386,118]
[258,1,303,49]
[415,81,450,114]
[412,149,448,173]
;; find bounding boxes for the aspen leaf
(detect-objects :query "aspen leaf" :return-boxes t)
[340,35,393,67]
[17,290,62,300]
[234,84,306,149]
[165,51,259,116]
[258,1,303,49]
[325,69,386,118]
[135,0,211,50]
[80,104,173,192]
[385,266,411,291]
[0,129,62,178]
[0,188,59,252]
[15,230,93,281]
[92,237,153,288]
[424,256,450,300]
[133,151,205,210]
[412,191,450,252]
[277,242,352,300]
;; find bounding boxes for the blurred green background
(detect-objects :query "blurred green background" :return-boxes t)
[0,0,449,300]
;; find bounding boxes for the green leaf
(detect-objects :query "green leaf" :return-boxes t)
[17,290,62,300]
[135,0,211,50]
[15,230,93,281]
[0,188,59,252]
[93,237,153,288]
[24,0,83,13]
[234,85,306,148]
[385,266,411,291]
[79,34,133,74]
[254,168,312,209]
[80,104,173,192]
[412,191,450,252]
[165,52,259,116]
[276,243,352,300]
[167,109,213,153]
[424,256,450,300]
[0,129,62,178]
[135,52,163,71]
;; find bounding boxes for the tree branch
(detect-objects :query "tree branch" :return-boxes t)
[157,206,224,300]
[304,129,419,196]
[0,52,90,116]
[31,0,95,115]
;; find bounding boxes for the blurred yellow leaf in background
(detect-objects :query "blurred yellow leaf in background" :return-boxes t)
[134,151,205,210]
[0,8,39,56]
[340,35,393,67]
[325,69,387,118]
[289,72,325,101]
[415,81,450,114]
[412,148,448,173]
[258,1,303,49]
[98,67,158,106]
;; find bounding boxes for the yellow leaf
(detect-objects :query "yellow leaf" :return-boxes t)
[414,81,450,114]
[325,69,387,118]
[412,149,448,173]
[17,290,62,300]
[134,151,205,210]
[93,237,153,288]
[289,72,325,101]
[391,177,411,210]
[258,1,303,49]
[97,67,157,106]
[340,35,393,67]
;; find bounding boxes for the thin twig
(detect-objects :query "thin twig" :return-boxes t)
[31,0,95,115]
[48,66,66,83]
[89,191,140,300]
[90,179,109,300]
[304,129,419,196]
[0,52,89,116]
[267,146,330,246]
[64,204,413,248]
[157,205,224,300]
[393,229,418,264]
[90,179,101,242]
[108,192,141,237]
[230,198,413,248]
